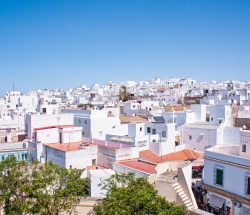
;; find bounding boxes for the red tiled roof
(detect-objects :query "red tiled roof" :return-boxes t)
[116,159,156,174]
[34,125,77,131]
[139,149,203,164]
[45,141,95,152]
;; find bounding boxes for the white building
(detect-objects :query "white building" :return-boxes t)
[44,141,97,169]
[209,104,232,126]
[203,129,250,215]
[25,113,74,139]
[62,108,127,140]
[28,124,84,163]
[88,169,115,198]
[181,123,240,151]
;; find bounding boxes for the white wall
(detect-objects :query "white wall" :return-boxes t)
[162,111,191,127]
[36,128,59,143]
[191,104,207,122]
[89,169,115,198]
[204,158,250,199]
[240,130,250,158]
[181,125,218,151]
[210,105,232,126]
[65,146,97,169]
[217,127,240,145]
[60,127,82,143]
[26,113,74,139]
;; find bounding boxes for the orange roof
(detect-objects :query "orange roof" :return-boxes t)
[45,141,96,152]
[158,87,166,92]
[119,115,148,123]
[116,159,156,174]
[164,105,190,112]
[34,125,77,131]
[139,149,203,164]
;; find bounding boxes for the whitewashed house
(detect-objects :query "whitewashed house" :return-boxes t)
[181,123,240,151]
[203,129,250,215]
[209,104,232,126]
[62,108,127,140]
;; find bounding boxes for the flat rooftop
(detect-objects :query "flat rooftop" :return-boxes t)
[45,141,96,152]
[205,145,250,167]
[183,123,220,129]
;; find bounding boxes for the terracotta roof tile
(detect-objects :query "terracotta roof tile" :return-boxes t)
[116,159,156,174]
[139,149,203,164]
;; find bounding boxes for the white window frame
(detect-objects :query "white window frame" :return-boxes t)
[214,165,224,187]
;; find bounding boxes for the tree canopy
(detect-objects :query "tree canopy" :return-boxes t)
[118,86,131,102]
[0,157,88,215]
[92,173,187,215]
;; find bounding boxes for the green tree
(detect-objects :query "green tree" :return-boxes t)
[77,103,85,108]
[0,157,31,214]
[0,157,89,215]
[92,173,187,215]
[118,86,130,102]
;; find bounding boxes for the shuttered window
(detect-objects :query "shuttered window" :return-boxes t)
[247,177,250,195]
[215,168,223,186]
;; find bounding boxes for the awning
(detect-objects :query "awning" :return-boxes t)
[208,194,225,208]
[239,206,250,215]
[192,165,202,170]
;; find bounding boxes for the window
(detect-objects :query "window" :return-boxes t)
[147,127,151,134]
[152,129,156,135]
[242,144,247,153]
[189,135,192,140]
[246,176,250,195]
[59,132,62,143]
[162,131,167,138]
[79,119,81,124]
[92,159,96,165]
[84,120,88,125]
[215,168,224,186]
[140,127,142,132]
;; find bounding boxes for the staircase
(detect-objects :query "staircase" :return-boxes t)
[172,182,195,210]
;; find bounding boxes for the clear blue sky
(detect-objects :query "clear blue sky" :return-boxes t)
[0,0,250,94]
